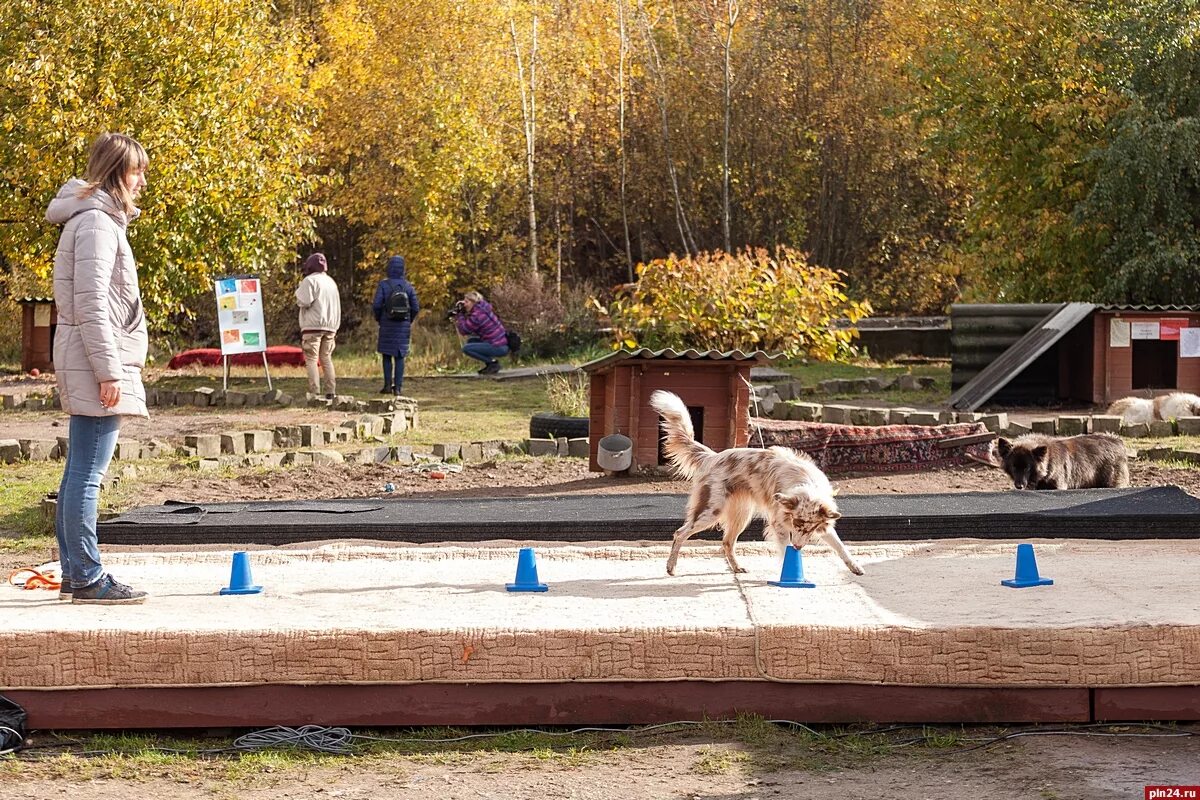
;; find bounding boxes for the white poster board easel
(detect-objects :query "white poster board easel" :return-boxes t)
[214,275,273,391]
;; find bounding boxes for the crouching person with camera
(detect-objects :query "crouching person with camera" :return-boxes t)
[451,291,507,375]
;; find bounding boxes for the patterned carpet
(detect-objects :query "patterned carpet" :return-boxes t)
[750,419,992,474]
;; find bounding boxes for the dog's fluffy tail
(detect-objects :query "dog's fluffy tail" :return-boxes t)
[649,390,714,479]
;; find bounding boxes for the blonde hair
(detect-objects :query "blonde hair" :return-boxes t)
[79,133,148,216]
[464,290,485,304]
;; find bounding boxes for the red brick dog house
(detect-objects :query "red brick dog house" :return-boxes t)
[580,348,779,473]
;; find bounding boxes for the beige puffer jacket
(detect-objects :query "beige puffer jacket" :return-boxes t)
[47,179,149,417]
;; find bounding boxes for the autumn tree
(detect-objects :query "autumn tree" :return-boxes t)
[0,0,318,331]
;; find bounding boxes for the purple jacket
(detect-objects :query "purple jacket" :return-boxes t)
[455,299,507,346]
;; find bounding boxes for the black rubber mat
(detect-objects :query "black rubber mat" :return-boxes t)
[98,487,1200,546]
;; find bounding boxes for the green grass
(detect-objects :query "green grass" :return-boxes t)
[0,460,60,539]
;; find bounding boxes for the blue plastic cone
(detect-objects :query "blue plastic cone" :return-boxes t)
[1001,543,1053,588]
[769,546,816,588]
[506,547,549,592]
[220,551,263,595]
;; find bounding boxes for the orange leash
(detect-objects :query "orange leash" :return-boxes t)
[7,568,61,591]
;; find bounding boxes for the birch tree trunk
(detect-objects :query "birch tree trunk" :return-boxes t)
[510,6,539,274]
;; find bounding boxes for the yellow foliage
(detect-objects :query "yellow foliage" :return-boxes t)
[608,247,871,360]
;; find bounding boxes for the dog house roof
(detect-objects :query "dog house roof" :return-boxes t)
[580,347,781,374]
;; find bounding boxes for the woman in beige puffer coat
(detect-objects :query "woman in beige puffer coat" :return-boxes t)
[46,133,150,604]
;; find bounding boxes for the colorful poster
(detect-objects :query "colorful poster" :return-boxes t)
[1130,321,1161,340]
[1159,318,1189,341]
[214,275,268,355]
[1109,318,1130,348]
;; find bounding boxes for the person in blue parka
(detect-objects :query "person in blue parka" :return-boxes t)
[372,255,420,396]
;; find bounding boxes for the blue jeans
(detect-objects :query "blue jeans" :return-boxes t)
[56,414,122,588]
[462,339,509,365]
[382,354,406,394]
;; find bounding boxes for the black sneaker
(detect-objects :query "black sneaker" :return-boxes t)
[325,393,336,401]
[59,583,73,601]
[481,361,502,375]
[379,384,394,394]
[72,574,147,605]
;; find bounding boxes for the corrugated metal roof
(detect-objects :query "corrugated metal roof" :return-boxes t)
[580,347,782,373]
[1099,304,1200,312]
[946,302,1096,411]
[15,297,54,303]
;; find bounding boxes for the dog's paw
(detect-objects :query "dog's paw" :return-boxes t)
[732,566,747,574]
[850,564,865,576]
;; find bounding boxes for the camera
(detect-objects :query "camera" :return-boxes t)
[445,300,467,320]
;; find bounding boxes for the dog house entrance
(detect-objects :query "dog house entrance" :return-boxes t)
[658,405,704,465]
[1132,339,1178,390]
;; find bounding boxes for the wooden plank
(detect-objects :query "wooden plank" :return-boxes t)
[935,432,997,450]
[1093,686,1200,721]
[3,683,1093,729]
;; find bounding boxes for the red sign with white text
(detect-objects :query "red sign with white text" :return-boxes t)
[1160,318,1190,340]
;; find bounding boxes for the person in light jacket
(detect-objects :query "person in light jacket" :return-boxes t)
[295,252,341,399]
[371,255,420,396]
[46,132,150,604]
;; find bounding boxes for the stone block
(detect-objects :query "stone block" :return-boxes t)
[292,451,314,465]
[751,394,776,417]
[262,389,285,404]
[24,397,46,411]
[2,392,26,409]
[308,396,333,409]
[433,443,462,460]
[196,458,222,472]
[385,413,409,434]
[177,445,198,458]
[220,432,246,455]
[1175,448,1200,465]
[241,454,268,468]
[192,387,215,407]
[905,411,939,426]
[789,402,821,422]
[1148,420,1176,438]
[865,408,890,426]
[113,439,142,460]
[527,438,557,457]
[0,439,23,463]
[1139,445,1174,462]
[1004,421,1032,437]
[979,413,1007,434]
[1031,419,1057,435]
[1056,416,1089,436]
[955,412,983,423]
[918,377,937,390]
[334,429,352,443]
[262,452,287,468]
[1120,422,1151,438]
[775,382,795,402]
[567,437,590,458]
[937,411,955,424]
[394,446,415,466]
[1176,416,1200,436]
[368,399,395,414]
[359,414,386,438]
[822,404,853,425]
[461,443,484,462]
[888,408,915,425]
[244,392,261,407]
[274,426,302,449]
[479,441,505,459]
[19,439,56,461]
[305,449,343,465]
[224,391,247,407]
[556,437,570,457]
[142,439,170,459]
[244,430,274,453]
[276,393,294,407]
[184,434,222,458]
[299,424,325,447]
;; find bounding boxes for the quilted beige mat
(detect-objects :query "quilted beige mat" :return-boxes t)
[3,539,1199,690]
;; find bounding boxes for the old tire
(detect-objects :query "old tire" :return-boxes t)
[530,411,589,440]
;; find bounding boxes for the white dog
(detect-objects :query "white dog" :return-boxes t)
[1107,392,1200,424]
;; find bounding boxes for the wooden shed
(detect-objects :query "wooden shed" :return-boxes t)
[580,348,779,473]
[17,296,56,374]
[949,303,1200,410]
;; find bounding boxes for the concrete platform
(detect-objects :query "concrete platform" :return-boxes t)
[3,539,1199,727]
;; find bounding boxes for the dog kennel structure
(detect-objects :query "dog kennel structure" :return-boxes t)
[580,348,779,473]
[949,303,1200,410]
[17,296,56,374]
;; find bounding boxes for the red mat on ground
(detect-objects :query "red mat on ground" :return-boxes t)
[167,346,306,369]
